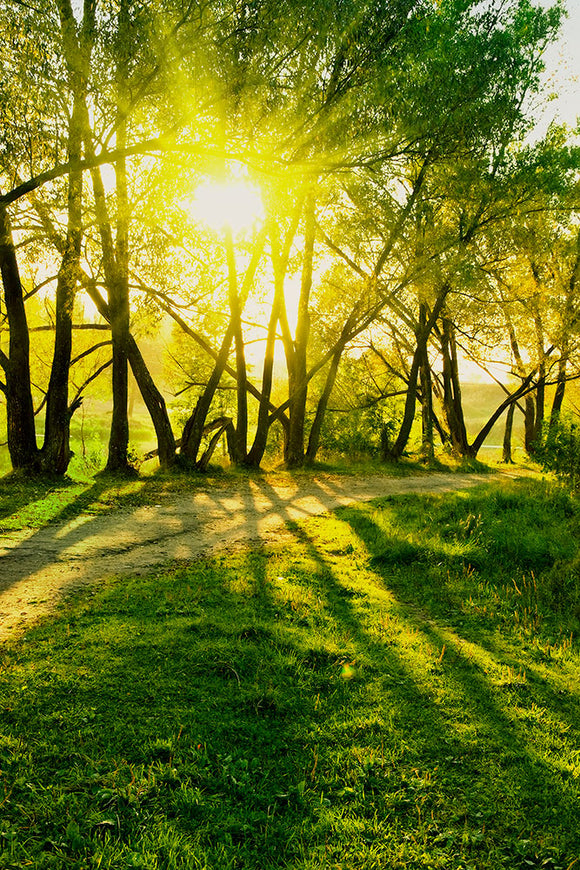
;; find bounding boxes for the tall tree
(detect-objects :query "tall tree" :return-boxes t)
[41,0,96,475]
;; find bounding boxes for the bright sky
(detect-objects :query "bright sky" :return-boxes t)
[536,0,580,133]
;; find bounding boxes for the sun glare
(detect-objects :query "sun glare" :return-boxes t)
[186,181,264,234]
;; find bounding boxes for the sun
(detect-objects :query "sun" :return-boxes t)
[185,180,264,234]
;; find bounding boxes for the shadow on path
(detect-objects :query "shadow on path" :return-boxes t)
[0,471,506,640]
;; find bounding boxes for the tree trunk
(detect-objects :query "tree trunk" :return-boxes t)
[523,395,536,453]
[432,407,449,446]
[181,323,236,462]
[41,84,85,475]
[106,193,131,472]
[126,335,176,467]
[285,191,315,468]
[441,316,469,456]
[246,209,300,467]
[0,205,39,471]
[41,0,96,474]
[83,111,132,472]
[503,309,537,455]
[246,216,297,468]
[225,227,248,464]
[527,305,546,454]
[106,13,131,473]
[502,401,515,463]
[246,288,280,467]
[306,344,343,464]
[41,258,77,475]
[180,230,266,465]
[196,416,236,471]
[388,344,422,460]
[469,378,534,459]
[532,368,545,449]
[76,1,132,474]
[550,356,567,430]
[388,288,450,460]
[106,326,130,470]
[419,305,434,462]
[306,290,376,465]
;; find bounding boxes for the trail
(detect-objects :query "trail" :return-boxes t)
[0,470,518,641]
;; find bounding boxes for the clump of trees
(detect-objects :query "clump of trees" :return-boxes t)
[0,0,578,477]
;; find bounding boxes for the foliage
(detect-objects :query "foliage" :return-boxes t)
[0,479,579,868]
[534,415,580,489]
[0,0,577,475]
[319,406,400,459]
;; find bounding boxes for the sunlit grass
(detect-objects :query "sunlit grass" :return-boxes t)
[0,478,579,868]
[0,455,458,534]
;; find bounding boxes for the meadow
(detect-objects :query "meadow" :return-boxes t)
[0,471,579,869]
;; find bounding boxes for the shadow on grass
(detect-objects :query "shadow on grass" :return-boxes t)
[0,466,403,625]
[0,474,87,525]
[0,472,147,531]
[0,482,579,869]
[0,475,157,608]
[284,515,580,861]
[336,485,580,856]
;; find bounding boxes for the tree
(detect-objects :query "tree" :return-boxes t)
[40,0,96,475]
[0,0,572,478]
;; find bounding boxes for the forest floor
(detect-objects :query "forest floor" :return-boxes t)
[0,468,527,642]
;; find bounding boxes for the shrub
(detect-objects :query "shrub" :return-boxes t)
[320,406,397,458]
[534,416,580,489]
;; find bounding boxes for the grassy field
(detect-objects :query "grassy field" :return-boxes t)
[0,476,579,869]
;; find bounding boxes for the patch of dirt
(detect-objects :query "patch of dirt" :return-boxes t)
[0,470,519,642]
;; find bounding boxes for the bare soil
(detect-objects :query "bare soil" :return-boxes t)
[0,470,519,642]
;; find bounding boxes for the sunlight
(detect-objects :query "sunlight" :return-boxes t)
[185,180,264,234]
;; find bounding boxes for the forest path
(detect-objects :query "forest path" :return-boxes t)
[0,470,522,642]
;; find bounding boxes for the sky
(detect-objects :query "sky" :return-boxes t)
[536,0,580,133]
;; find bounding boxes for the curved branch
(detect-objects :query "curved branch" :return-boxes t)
[0,138,167,206]
[71,340,112,366]
[70,358,112,408]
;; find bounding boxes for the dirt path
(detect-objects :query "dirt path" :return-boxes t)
[0,470,518,642]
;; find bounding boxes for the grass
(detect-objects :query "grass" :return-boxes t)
[0,454,449,534]
[0,477,579,869]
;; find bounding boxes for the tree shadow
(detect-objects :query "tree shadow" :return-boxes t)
[1,483,579,867]
[331,497,580,864]
[0,471,577,852]
[0,468,377,638]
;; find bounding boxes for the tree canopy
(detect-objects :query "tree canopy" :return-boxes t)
[0,0,577,476]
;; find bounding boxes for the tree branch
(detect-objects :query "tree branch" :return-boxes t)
[71,340,112,366]
[70,358,112,407]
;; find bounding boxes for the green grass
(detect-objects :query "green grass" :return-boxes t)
[0,455,444,534]
[1,479,579,869]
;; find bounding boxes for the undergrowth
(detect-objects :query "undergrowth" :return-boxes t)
[0,478,579,869]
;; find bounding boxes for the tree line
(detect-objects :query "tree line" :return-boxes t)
[0,0,578,477]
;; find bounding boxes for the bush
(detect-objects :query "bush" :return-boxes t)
[534,416,580,489]
[320,406,397,458]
